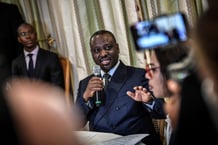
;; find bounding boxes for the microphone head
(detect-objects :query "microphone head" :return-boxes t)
[93,65,101,76]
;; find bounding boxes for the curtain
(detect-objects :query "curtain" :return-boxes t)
[0,0,209,100]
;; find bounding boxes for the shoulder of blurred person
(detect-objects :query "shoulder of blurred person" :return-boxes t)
[3,78,81,145]
[0,87,20,145]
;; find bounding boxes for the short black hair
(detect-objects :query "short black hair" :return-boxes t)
[89,30,116,46]
[17,22,35,36]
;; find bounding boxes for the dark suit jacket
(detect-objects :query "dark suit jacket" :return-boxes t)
[0,2,24,88]
[11,48,65,89]
[76,61,162,145]
[173,72,218,145]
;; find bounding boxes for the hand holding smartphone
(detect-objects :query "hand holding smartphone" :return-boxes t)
[130,12,188,51]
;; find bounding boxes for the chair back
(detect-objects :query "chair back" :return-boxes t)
[152,119,167,145]
[59,56,73,108]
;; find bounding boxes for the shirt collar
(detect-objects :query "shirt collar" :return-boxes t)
[101,60,120,77]
[24,45,39,57]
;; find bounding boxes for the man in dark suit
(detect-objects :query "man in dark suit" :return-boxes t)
[11,23,64,89]
[0,2,24,89]
[76,30,164,145]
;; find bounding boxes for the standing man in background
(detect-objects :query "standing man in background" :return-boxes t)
[0,2,24,89]
[12,23,65,89]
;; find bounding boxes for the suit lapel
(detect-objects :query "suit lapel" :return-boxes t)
[106,62,127,105]
[20,53,29,75]
[34,48,43,76]
[94,61,128,124]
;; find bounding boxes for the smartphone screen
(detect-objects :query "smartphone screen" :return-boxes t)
[130,12,188,51]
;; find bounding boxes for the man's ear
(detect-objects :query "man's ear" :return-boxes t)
[116,43,120,53]
[17,37,21,43]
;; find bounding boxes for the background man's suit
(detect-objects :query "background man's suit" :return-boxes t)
[12,48,65,89]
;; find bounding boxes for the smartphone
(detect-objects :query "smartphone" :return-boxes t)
[130,12,188,51]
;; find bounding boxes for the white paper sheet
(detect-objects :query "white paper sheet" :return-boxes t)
[74,131,148,145]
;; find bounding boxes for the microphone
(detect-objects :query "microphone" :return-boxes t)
[93,65,101,77]
[93,65,103,107]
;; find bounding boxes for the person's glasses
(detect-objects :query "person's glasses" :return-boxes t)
[145,64,160,78]
[19,31,34,37]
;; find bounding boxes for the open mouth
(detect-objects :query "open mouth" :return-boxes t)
[148,85,153,92]
[101,59,110,65]
[100,57,111,66]
[25,40,33,45]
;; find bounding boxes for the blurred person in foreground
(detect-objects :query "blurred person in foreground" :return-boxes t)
[76,30,164,145]
[167,2,218,144]
[193,3,218,130]
[11,23,64,89]
[127,45,188,145]
[1,77,81,145]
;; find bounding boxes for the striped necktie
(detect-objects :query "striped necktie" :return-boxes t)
[103,73,111,91]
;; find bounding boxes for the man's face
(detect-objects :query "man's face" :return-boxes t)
[90,33,120,72]
[17,25,37,52]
